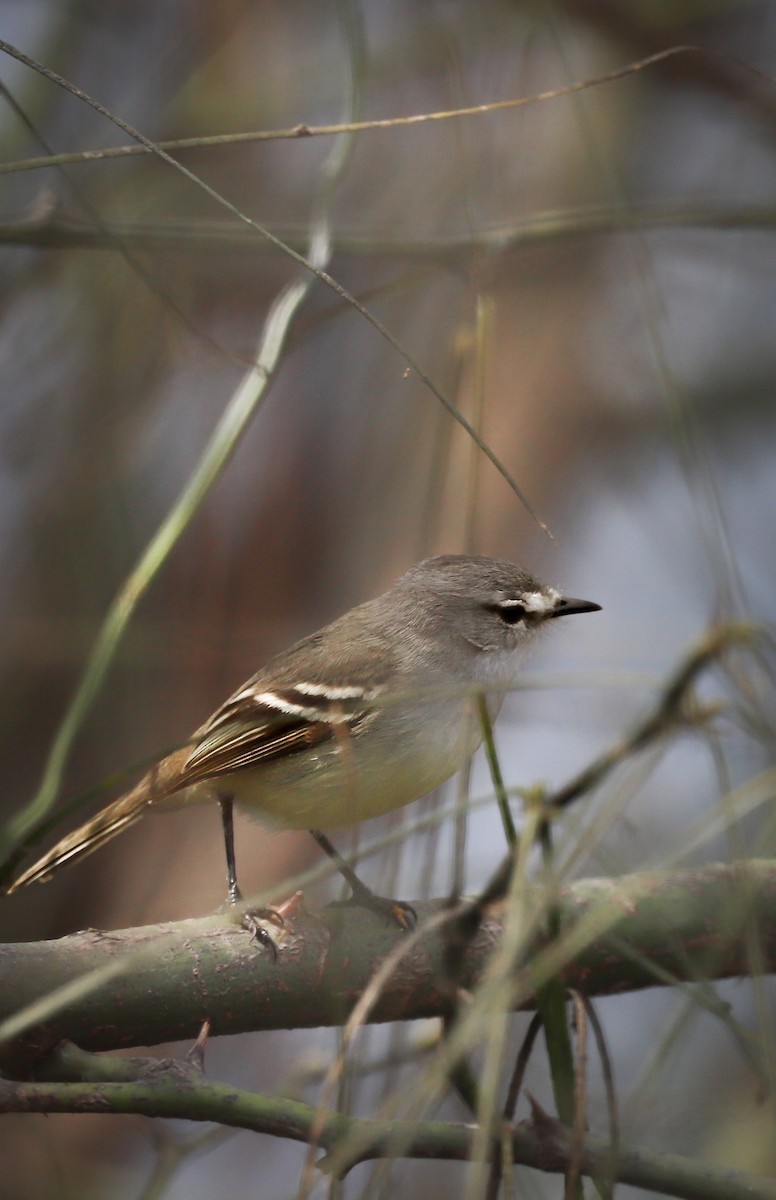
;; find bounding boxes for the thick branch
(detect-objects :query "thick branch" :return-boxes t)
[2,860,775,1065]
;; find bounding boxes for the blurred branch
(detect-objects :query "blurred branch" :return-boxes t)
[0,272,322,871]
[551,620,753,812]
[1,860,775,1064]
[0,30,358,876]
[1,1042,775,1199]
[569,0,776,137]
[5,195,776,257]
[468,621,756,919]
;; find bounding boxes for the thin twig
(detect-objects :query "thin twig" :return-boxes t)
[0,46,701,177]
[3,1072,776,1200]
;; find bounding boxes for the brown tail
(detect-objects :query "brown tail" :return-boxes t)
[7,750,189,892]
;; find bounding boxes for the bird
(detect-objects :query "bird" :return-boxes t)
[7,555,601,923]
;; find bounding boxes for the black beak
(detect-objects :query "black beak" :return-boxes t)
[551,596,602,618]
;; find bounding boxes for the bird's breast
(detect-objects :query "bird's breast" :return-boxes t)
[222,694,481,830]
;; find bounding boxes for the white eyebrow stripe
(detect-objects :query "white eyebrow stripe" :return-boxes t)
[517,589,560,614]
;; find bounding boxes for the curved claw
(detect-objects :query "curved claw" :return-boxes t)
[332,886,416,931]
[240,907,284,960]
[388,899,417,931]
[219,894,284,959]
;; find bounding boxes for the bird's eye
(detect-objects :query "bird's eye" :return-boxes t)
[490,601,527,625]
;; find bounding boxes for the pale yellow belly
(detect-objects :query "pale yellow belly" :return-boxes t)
[186,698,482,830]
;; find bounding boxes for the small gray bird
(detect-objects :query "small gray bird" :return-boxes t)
[8,555,600,918]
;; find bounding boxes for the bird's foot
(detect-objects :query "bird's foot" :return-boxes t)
[220,886,285,959]
[331,879,416,931]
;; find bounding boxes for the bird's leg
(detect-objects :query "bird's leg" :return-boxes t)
[219,794,242,904]
[309,829,416,931]
[218,795,282,956]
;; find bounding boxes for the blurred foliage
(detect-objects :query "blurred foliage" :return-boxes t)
[1,1,776,1197]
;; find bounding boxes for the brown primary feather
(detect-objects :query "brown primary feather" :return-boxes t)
[179,701,371,785]
[6,748,190,893]
[6,703,368,891]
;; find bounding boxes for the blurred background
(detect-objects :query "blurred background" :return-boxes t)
[1,1,775,1197]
